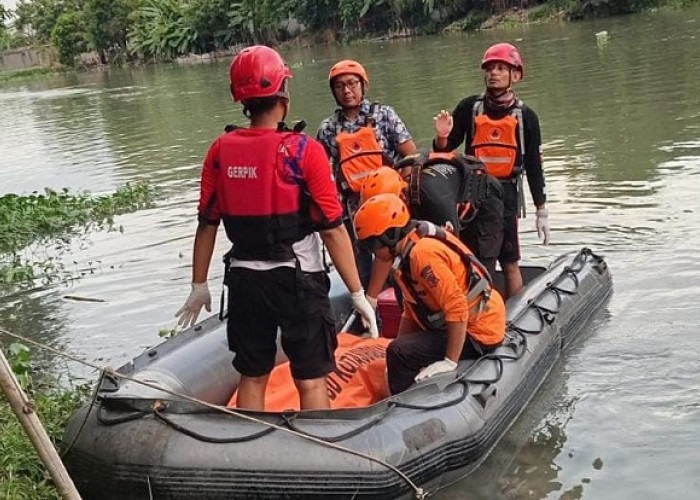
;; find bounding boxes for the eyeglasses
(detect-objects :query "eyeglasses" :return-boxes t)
[333,79,361,92]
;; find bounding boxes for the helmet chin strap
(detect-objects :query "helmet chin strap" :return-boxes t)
[281,98,290,123]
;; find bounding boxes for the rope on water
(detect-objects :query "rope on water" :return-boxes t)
[0,325,425,499]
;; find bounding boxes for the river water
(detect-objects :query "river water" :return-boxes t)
[1,7,699,500]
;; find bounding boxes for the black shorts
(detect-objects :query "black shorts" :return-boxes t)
[499,180,521,264]
[226,266,337,380]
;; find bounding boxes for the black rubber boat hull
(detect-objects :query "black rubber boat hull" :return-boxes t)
[63,248,612,499]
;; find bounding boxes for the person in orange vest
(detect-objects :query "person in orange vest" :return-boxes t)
[317,59,417,288]
[433,42,549,299]
[175,45,377,411]
[353,193,506,394]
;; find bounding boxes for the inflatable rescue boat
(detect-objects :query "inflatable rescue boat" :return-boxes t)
[62,248,612,499]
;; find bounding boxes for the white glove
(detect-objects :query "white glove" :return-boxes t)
[367,295,378,310]
[535,207,551,245]
[433,110,453,139]
[415,358,458,382]
[175,282,212,328]
[351,289,379,338]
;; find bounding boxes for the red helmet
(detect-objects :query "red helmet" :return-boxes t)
[230,45,293,102]
[328,60,369,85]
[481,43,524,77]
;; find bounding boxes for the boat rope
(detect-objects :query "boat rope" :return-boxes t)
[0,326,426,499]
[0,247,603,499]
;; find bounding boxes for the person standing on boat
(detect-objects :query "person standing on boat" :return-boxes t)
[317,59,417,290]
[353,193,505,395]
[175,45,377,411]
[433,42,549,299]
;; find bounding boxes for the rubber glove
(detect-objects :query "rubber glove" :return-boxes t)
[535,207,551,245]
[175,282,212,328]
[433,110,453,139]
[367,295,378,310]
[415,358,458,383]
[351,289,379,338]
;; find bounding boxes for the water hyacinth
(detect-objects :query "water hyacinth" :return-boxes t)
[0,183,156,285]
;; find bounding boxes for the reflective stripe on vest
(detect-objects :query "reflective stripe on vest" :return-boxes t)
[393,221,493,330]
[471,97,525,179]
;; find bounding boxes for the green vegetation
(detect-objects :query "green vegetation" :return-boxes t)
[0,67,62,82]
[2,0,699,65]
[0,183,156,285]
[50,12,87,66]
[0,343,92,500]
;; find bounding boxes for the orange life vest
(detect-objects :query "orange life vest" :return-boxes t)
[227,333,391,411]
[335,103,388,193]
[470,97,525,179]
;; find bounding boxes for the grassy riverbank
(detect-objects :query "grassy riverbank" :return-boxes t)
[0,67,65,82]
[0,344,91,500]
[3,0,699,70]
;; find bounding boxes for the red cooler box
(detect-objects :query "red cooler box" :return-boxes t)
[377,288,401,338]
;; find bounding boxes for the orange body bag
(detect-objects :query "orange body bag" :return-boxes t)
[228,333,391,411]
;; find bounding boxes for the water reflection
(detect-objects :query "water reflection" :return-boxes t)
[436,306,612,500]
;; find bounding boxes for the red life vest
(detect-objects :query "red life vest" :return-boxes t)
[335,103,389,193]
[470,97,525,179]
[215,128,313,261]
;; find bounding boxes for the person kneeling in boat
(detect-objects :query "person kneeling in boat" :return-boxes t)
[353,193,506,394]
[175,45,377,411]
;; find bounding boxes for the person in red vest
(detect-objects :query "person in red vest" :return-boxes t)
[433,42,549,298]
[353,193,506,394]
[175,45,377,411]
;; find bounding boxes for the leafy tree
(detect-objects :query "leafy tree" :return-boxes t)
[227,0,293,45]
[14,0,86,44]
[1,5,10,50]
[50,11,87,65]
[84,0,135,63]
[129,0,196,60]
[185,0,236,52]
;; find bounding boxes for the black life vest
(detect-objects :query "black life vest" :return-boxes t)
[395,151,491,231]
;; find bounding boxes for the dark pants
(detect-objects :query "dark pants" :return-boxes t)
[227,267,337,380]
[386,331,498,395]
[459,176,505,279]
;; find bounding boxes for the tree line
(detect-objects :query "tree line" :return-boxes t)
[0,0,696,66]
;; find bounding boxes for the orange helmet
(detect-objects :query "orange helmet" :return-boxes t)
[354,193,410,249]
[360,167,408,203]
[230,45,293,102]
[481,42,524,77]
[328,59,369,85]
